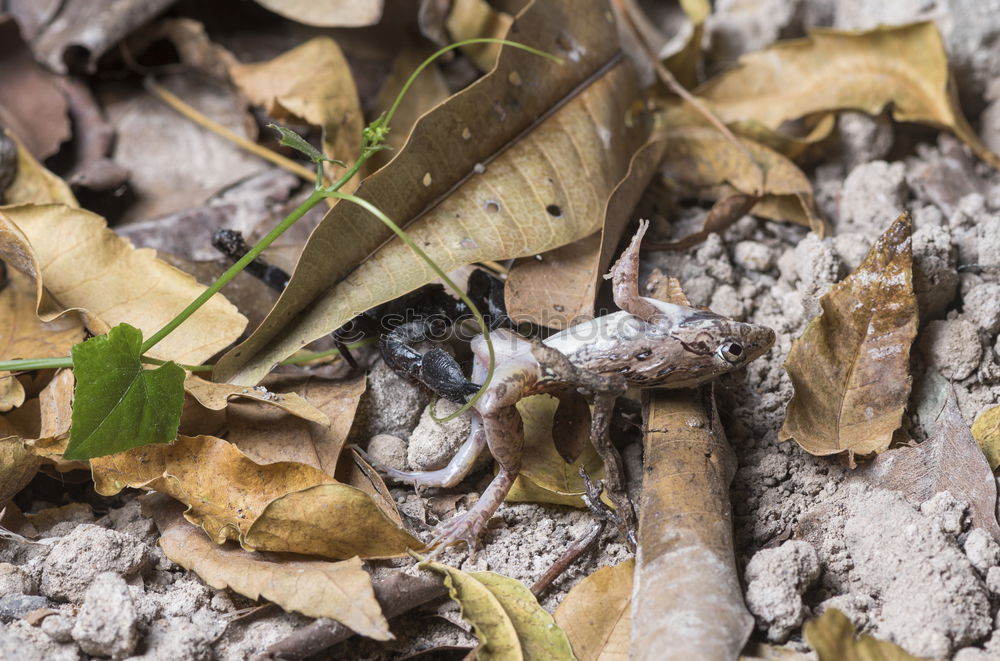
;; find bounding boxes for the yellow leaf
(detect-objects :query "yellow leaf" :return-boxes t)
[184,374,330,426]
[695,22,1000,169]
[554,559,633,661]
[780,212,918,459]
[145,493,392,639]
[972,405,1000,472]
[2,130,77,206]
[91,435,420,559]
[214,0,659,385]
[0,204,247,365]
[251,0,383,27]
[804,608,930,661]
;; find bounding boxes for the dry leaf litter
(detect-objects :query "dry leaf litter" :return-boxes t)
[9,0,1000,659]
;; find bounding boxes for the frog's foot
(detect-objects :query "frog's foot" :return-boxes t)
[425,466,517,556]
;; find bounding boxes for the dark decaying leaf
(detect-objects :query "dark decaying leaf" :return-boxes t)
[853,370,1000,541]
[65,323,185,460]
[780,212,917,461]
[214,0,658,384]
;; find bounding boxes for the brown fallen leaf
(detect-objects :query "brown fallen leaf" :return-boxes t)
[0,436,41,505]
[695,22,1000,170]
[184,374,330,426]
[972,405,1000,472]
[505,394,604,507]
[251,0,384,27]
[445,0,513,72]
[230,37,363,178]
[3,130,77,206]
[553,558,633,661]
[635,387,753,660]
[804,608,928,661]
[853,370,1000,540]
[143,492,392,640]
[780,212,917,461]
[214,0,658,385]
[0,204,247,365]
[91,434,419,559]
[225,374,366,476]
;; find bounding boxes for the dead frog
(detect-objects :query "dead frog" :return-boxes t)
[368,220,776,552]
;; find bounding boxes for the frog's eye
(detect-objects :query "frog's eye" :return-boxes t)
[717,340,744,364]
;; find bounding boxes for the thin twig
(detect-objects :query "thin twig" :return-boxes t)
[143,77,316,182]
[530,519,605,597]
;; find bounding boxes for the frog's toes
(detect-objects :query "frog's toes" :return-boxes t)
[427,510,489,556]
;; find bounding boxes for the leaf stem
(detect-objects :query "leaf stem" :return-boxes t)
[321,191,495,421]
[0,356,73,372]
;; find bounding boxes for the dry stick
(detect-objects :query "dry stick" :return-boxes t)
[143,78,317,182]
[251,571,446,661]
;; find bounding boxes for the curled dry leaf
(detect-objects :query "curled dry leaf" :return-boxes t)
[184,374,330,426]
[972,405,1000,472]
[421,558,575,661]
[853,370,1000,540]
[144,493,392,640]
[0,204,247,365]
[780,212,918,461]
[553,558,633,661]
[695,22,1000,169]
[804,608,928,661]
[230,37,362,173]
[215,0,656,385]
[91,434,419,559]
[505,394,604,507]
[0,436,41,505]
[634,387,752,661]
[252,0,383,27]
[3,130,77,206]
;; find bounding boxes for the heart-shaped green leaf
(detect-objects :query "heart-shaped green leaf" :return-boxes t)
[65,323,184,460]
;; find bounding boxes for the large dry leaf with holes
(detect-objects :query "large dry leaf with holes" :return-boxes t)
[804,609,927,661]
[635,387,752,661]
[230,37,362,172]
[554,558,633,661]
[853,370,1000,541]
[251,0,383,27]
[695,22,1000,169]
[91,434,419,559]
[144,493,391,639]
[780,212,917,460]
[0,204,247,365]
[0,270,84,411]
[214,0,655,385]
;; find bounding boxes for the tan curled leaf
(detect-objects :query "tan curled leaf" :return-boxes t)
[420,559,523,661]
[972,405,1000,472]
[780,212,917,460]
[214,0,656,384]
[506,394,603,507]
[554,559,632,661]
[0,436,41,504]
[91,435,419,559]
[446,0,513,72]
[854,370,1000,540]
[224,374,366,476]
[230,37,362,170]
[804,608,928,661]
[184,374,330,426]
[251,0,383,27]
[695,22,1000,169]
[634,388,752,660]
[2,130,76,207]
[144,493,391,639]
[0,204,247,365]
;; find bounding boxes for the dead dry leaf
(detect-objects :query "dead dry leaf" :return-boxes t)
[972,405,1000,472]
[252,0,383,27]
[144,493,392,639]
[445,0,513,72]
[635,387,752,661]
[230,37,362,174]
[695,22,1000,170]
[215,0,657,385]
[3,130,77,206]
[853,370,1000,540]
[184,374,330,426]
[554,558,633,661]
[0,436,41,505]
[0,203,247,365]
[780,212,917,460]
[804,608,928,661]
[91,434,419,559]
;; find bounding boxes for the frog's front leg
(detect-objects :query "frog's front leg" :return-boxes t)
[430,382,525,552]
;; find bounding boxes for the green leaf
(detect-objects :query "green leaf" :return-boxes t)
[65,323,184,460]
[269,124,345,166]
